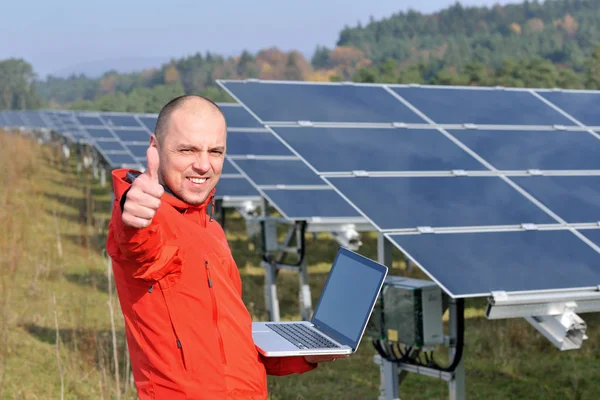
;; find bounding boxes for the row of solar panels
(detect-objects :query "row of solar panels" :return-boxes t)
[216,80,600,299]
[6,80,600,299]
[0,106,265,203]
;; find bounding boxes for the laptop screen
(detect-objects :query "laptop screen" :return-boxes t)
[311,247,388,349]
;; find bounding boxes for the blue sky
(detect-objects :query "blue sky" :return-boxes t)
[3,0,522,78]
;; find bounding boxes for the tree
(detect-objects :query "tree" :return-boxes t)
[311,46,330,69]
[585,45,600,89]
[0,58,42,110]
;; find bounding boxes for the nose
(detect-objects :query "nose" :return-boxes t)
[192,152,211,174]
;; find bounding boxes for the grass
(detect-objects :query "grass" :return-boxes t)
[1,129,600,399]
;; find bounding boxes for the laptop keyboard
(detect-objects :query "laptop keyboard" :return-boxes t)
[266,323,342,350]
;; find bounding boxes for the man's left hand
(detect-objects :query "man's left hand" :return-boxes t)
[304,354,349,365]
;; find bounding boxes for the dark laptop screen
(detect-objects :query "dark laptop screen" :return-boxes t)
[311,248,387,348]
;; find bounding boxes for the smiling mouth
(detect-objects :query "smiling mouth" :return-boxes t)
[187,177,207,184]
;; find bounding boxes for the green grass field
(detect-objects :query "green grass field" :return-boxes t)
[1,130,599,399]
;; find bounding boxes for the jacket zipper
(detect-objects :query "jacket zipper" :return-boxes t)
[205,260,227,364]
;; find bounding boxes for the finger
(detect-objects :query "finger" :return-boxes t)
[124,202,158,220]
[140,181,164,199]
[122,214,153,229]
[126,186,162,207]
[145,146,160,183]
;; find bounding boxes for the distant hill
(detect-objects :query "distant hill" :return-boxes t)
[49,56,171,79]
[335,0,600,71]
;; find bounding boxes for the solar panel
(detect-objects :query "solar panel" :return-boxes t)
[261,189,361,219]
[3,111,24,127]
[112,129,150,143]
[101,114,143,128]
[222,158,238,174]
[86,128,114,139]
[104,153,138,166]
[69,108,263,202]
[19,111,46,128]
[138,116,157,132]
[214,176,262,198]
[54,112,90,143]
[328,176,557,231]
[390,86,576,126]
[388,229,600,297]
[126,144,148,159]
[96,140,129,152]
[227,131,293,156]
[220,79,600,298]
[76,115,104,126]
[449,129,600,171]
[511,176,600,224]
[220,103,265,128]
[271,126,488,173]
[231,159,324,186]
[536,90,600,126]
[220,81,426,124]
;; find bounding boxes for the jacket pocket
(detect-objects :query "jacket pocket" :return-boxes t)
[158,281,189,371]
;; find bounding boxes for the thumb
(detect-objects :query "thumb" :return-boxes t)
[145,146,160,182]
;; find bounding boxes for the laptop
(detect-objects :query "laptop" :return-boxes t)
[253,247,388,357]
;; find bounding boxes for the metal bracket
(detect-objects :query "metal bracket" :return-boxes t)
[525,310,588,351]
[527,169,544,176]
[521,223,538,230]
[486,288,600,350]
[297,120,314,127]
[392,122,407,128]
[463,123,478,129]
[353,170,369,177]
[417,226,435,234]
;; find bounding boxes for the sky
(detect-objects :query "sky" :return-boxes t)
[3,0,524,78]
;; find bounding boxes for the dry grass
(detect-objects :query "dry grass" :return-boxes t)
[1,129,600,399]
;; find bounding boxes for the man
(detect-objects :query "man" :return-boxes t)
[106,95,342,399]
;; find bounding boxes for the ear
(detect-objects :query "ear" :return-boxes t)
[150,134,159,149]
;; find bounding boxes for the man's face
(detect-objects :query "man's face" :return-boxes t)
[152,107,226,205]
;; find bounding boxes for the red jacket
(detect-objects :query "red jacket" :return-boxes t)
[106,169,316,399]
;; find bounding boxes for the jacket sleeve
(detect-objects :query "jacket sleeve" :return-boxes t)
[259,354,317,376]
[108,196,182,282]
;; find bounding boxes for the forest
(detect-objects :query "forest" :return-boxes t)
[3,0,600,112]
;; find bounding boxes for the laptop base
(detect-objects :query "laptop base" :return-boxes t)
[253,321,353,357]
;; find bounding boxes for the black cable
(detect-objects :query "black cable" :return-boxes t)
[433,298,465,372]
[371,298,465,373]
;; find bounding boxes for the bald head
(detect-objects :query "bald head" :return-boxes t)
[154,94,226,144]
[150,94,227,206]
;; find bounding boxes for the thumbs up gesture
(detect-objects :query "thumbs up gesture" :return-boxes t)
[122,146,165,228]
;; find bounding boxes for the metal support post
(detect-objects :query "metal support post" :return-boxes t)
[448,297,466,400]
[298,260,312,321]
[263,260,280,322]
[100,167,107,187]
[377,233,393,267]
[377,233,400,400]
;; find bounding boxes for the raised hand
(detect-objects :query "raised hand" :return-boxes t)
[121,146,165,228]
